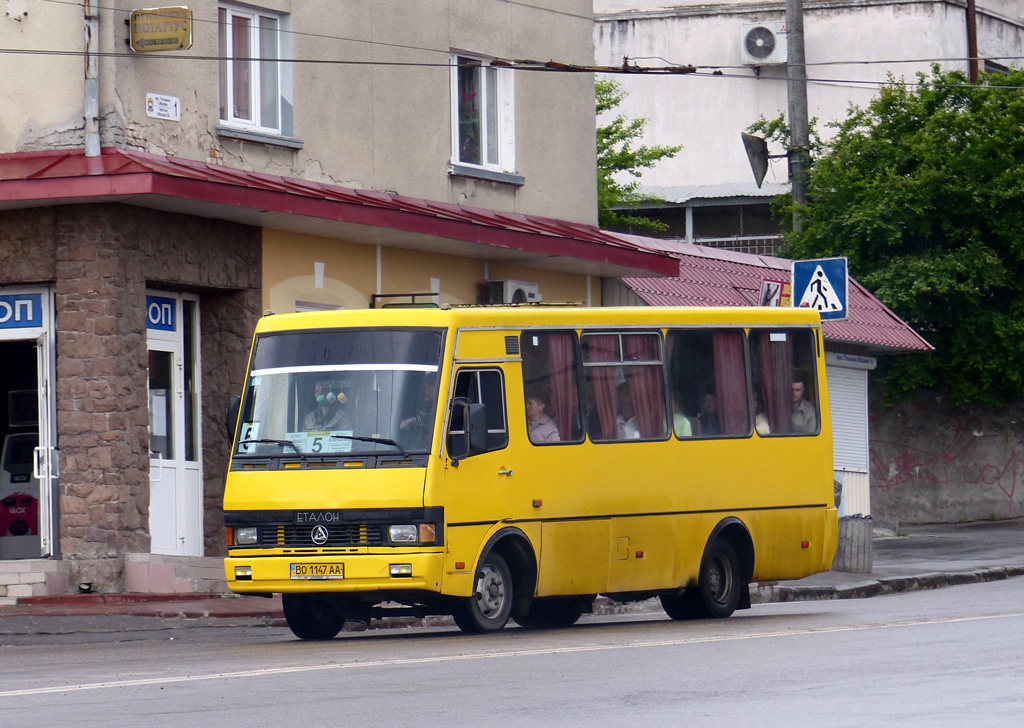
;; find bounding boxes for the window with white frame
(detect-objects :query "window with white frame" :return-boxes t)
[451,55,515,172]
[219,4,289,135]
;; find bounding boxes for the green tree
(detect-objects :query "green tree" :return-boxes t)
[596,79,681,232]
[781,66,1024,406]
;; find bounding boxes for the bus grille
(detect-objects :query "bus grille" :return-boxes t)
[260,524,384,547]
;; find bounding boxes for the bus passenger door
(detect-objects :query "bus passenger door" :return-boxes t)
[443,368,513,527]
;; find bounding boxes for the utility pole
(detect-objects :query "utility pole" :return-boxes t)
[786,0,810,230]
[966,0,979,83]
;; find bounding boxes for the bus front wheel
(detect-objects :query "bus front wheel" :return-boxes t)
[282,593,346,640]
[453,552,513,633]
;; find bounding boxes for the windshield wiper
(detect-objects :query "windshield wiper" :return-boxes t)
[238,438,303,456]
[330,434,407,456]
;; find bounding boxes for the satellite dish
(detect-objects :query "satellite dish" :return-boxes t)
[741,132,769,188]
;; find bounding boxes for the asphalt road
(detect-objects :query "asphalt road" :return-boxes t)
[2,577,1023,727]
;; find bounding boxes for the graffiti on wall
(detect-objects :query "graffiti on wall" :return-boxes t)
[870,402,1022,515]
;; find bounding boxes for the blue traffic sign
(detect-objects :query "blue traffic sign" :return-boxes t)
[792,257,848,321]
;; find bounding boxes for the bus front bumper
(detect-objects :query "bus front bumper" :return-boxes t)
[224,551,446,595]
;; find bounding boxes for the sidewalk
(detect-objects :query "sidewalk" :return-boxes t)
[2,519,1022,635]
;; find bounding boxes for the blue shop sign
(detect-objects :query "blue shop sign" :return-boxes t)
[146,296,176,332]
[0,293,43,329]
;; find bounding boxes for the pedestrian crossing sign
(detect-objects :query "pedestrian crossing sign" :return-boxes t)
[792,257,848,321]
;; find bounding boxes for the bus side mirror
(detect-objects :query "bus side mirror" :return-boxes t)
[225,395,241,440]
[447,399,487,461]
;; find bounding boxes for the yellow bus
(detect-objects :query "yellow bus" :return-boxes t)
[224,305,838,638]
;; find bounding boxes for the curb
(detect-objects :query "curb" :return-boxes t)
[750,566,1024,604]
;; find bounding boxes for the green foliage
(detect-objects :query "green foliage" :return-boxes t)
[596,79,682,232]
[780,66,1024,406]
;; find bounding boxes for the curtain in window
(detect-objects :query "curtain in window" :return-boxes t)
[625,335,666,438]
[759,333,794,434]
[712,331,748,435]
[549,333,575,441]
[585,335,618,440]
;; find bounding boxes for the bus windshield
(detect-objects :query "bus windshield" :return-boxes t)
[233,328,444,457]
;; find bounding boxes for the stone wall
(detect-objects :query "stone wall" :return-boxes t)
[0,204,261,590]
[870,389,1024,523]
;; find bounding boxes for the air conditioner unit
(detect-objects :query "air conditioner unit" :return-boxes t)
[740,22,788,66]
[485,280,542,304]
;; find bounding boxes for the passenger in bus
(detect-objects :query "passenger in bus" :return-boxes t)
[672,391,692,438]
[526,390,560,443]
[697,392,720,435]
[617,385,641,439]
[753,390,771,436]
[303,380,353,431]
[791,375,817,434]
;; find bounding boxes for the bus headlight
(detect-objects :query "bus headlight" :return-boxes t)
[389,525,418,543]
[235,527,259,545]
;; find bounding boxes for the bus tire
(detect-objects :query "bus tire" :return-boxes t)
[697,539,742,619]
[660,590,702,621]
[514,597,587,629]
[452,552,513,633]
[282,593,345,640]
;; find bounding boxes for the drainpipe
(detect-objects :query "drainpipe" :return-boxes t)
[84,0,100,156]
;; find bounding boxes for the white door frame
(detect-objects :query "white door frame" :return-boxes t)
[0,287,57,558]
[146,292,203,556]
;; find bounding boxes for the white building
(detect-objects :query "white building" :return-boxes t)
[594,1,1024,245]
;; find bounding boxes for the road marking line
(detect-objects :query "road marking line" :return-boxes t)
[2,611,1022,698]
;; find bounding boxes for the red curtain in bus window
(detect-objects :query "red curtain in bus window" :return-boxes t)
[759,333,794,434]
[549,332,576,440]
[585,335,618,439]
[625,334,666,438]
[713,331,748,435]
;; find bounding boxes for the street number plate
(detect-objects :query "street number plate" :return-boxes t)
[290,562,345,580]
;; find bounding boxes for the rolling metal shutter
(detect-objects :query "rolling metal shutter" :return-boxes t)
[826,365,868,472]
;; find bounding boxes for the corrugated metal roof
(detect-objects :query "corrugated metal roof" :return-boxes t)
[619,240,932,354]
[641,182,791,205]
[0,147,679,278]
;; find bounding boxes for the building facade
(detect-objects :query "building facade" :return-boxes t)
[0,1,680,600]
[593,0,1024,247]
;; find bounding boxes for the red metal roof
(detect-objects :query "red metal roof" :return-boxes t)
[0,147,678,278]
[619,239,932,354]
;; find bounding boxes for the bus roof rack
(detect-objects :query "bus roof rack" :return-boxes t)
[370,293,440,309]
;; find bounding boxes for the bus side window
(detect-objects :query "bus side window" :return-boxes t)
[447,368,509,456]
[749,328,819,436]
[520,331,583,445]
[668,329,749,438]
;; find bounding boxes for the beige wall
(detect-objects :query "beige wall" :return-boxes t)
[5,0,598,224]
[263,230,601,312]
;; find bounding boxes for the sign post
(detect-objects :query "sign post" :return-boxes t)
[792,257,848,320]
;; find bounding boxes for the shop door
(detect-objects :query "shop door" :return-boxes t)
[0,289,57,560]
[147,294,203,556]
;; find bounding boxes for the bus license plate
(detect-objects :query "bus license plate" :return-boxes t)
[290,562,345,580]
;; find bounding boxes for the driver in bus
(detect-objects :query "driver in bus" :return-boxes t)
[303,380,352,431]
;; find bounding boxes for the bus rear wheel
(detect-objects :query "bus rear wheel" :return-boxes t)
[452,552,513,633]
[661,539,743,620]
[697,539,742,618]
[514,597,587,629]
[282,593,346,640]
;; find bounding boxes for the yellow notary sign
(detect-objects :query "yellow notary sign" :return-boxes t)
[130,7,193,52]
